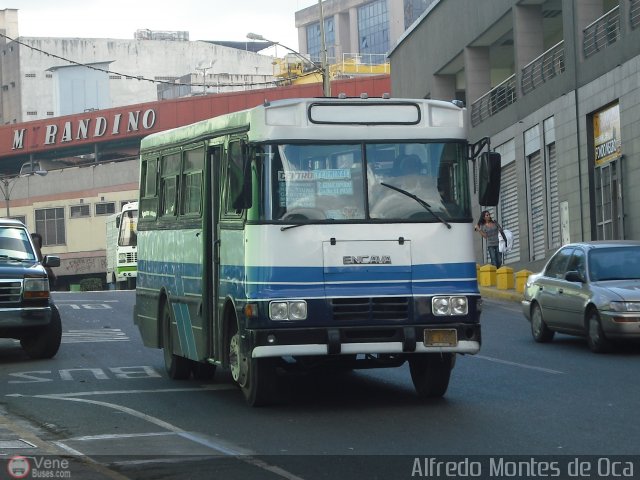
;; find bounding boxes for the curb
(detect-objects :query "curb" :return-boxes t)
[479,286,523,303]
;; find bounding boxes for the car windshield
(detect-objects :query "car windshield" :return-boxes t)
[589,246,640,281]
[261,142,470,222]
[0,227,37,261]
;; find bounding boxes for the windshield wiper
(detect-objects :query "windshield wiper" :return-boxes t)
[380,182,451,229]
[280,223,306,231]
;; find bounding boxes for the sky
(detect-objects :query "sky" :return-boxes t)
[11,0,318,52]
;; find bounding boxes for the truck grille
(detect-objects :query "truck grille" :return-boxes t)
[331,297,409,322]
[0,280,22,305]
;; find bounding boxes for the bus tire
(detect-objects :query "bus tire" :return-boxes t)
[228,325,276,407]
[21,305,62,359]
[409,353,454,398]
[161,300,191,380]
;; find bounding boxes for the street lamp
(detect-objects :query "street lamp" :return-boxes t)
[246,32,331,97]
[0,170,48,218]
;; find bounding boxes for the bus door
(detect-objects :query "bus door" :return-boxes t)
[207,143,223,360]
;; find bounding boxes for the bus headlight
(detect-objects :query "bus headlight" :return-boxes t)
[432,296,468,316]
[118,253,127,263]
[269,300,307,321]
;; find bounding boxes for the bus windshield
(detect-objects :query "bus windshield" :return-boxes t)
[118,208,138,247]
[263,142,470,222]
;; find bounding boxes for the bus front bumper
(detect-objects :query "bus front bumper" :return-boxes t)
[249,324,481,358]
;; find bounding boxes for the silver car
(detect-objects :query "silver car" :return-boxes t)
[521,241,640,353]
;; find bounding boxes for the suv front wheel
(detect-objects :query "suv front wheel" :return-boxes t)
[20,305,62,359]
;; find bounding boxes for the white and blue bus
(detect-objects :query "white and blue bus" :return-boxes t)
[133,96,501,406]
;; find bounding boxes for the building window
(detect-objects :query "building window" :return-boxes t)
[70,204,91,218]
[26,111,37,116]
[306,17,335,63]
[35,207,65,246]
[358,0,389,60]
[95,202,116,216]
[404,0,431,29]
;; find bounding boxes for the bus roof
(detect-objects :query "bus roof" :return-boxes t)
[139,97,467,153]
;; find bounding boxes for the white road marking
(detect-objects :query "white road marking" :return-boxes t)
[8,388,305,480]
[474,354,565,374]
[62,329,129,343]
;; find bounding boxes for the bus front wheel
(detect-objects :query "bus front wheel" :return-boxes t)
[162,301,191,380]
[228,327,276,407]
[409,353,455,398]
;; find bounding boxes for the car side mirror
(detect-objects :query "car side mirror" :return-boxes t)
[43,255,61,268]
[565,270,584,283]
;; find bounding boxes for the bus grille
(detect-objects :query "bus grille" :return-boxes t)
[126,252,137,263]
[331,297,409,322]
[0,280,22,305]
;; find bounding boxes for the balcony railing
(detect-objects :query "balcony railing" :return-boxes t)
[583,6,620,58]
[631,0,640,30]
[470,74,516,127]
[521,41,566,95]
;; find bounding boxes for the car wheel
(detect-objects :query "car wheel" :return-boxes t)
[20,304,62,359]
[531,303,554,343]
[228,324,276,407]
[587,309,612,353]
[162,301,191,379]
[408,353,454,398]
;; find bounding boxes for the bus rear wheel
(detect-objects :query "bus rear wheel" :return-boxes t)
[162,301,191,380]
[409,353,455,398]
[228,328,276,407]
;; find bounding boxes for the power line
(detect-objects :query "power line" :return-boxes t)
[0,33,321,88]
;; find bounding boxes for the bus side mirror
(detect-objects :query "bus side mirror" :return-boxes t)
[478,152,501,206]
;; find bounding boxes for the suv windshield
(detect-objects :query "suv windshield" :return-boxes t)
[0,227,37,261]
[260,142,470,222]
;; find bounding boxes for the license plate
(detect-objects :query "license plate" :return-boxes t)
[424,329,458,347]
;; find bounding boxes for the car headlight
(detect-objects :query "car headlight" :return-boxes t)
[432,296,468,316]
[23,278,50,299]
[608,301,640,312]
[269,300,307,321]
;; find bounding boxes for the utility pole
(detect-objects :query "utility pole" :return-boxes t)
[318,0,331,97]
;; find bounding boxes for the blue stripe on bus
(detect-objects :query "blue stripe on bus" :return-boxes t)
[138,260,479,300]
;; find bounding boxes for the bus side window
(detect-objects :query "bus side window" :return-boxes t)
[160,152,181,217]
[225,140,246,214]
[181,147,204,216]
[140,157,158,221]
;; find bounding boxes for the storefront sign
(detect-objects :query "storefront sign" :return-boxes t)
[593,103,621,166]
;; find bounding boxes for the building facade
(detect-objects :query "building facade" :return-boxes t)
[0,8,276,124]
[390,0,640,272]
[295,0,437,66]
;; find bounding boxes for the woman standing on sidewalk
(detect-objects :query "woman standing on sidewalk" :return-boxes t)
[475,210,505,269]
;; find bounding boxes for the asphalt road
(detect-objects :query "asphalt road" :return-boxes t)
[1,291,639,479]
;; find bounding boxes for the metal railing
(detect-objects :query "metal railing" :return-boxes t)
[470,74,517,127]
[583,6,620,58]
[521,41,566,95]
[631,0,640,30]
